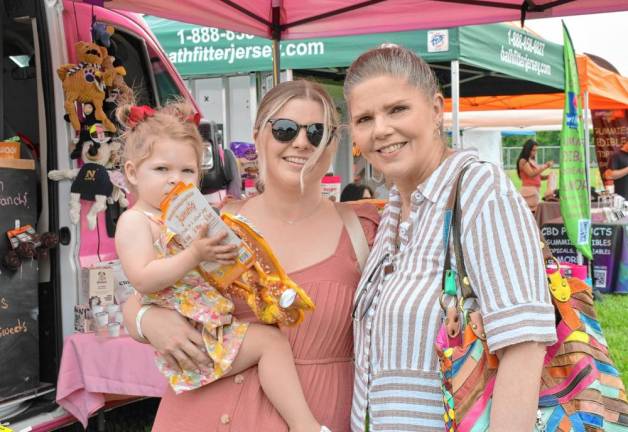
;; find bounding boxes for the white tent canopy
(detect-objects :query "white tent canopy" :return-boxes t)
[444,109,593,130]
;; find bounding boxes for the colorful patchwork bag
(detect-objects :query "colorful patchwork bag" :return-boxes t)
[435,166,628,432]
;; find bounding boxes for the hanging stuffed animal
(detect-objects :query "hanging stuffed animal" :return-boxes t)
[68,102,98,160]
[102,54,132,127]
[48,127,128,230]
[92,22,132,127]
[57,41,116,134]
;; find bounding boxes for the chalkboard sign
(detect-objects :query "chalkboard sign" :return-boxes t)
[541,222,623,293]
[0,163,39,401]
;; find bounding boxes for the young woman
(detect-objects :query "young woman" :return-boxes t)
[517,138,554,212]
[345,46,556,432]
[114,101,326,431]
[122,80,379,431]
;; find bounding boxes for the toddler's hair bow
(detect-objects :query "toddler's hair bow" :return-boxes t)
[188,112,201,126]
[127,105,156,129]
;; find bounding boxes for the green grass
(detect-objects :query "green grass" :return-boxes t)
[595,294,628,386]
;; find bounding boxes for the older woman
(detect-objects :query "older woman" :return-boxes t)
[122,80,379,431]
[345,46,557,432]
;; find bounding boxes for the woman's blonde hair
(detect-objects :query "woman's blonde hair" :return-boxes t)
[254,80,339,191]
[116,100,204,185]
[344,44,440,106]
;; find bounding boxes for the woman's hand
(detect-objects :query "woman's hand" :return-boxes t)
[143,307,213,373]
[545,160,554,169]
[122,296,212,373]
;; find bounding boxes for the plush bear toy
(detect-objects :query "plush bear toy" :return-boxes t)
[48,130,128,230]
[57,41,116,134]
[102,54,132,127]
[91,23,132,128]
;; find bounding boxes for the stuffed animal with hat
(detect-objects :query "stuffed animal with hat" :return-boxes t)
[48,126,128,230]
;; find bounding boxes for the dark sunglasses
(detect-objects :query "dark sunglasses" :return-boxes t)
[267,118,334,147]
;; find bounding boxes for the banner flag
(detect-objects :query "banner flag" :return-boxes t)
[592,109,628,182]
[559,22,592,260]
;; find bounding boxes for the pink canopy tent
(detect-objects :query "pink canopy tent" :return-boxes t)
[89,0,627,40]
[87,0,628,82]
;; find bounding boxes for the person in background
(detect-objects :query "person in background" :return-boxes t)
[344,45,556,432]
[604,141,628,200]
[340,183,373,202]
[373,176,393,200]
[517,138,554,212]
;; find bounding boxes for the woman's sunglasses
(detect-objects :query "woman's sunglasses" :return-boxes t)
[267,118,334,147]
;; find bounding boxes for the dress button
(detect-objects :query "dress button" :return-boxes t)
[412,192,423,204]
[220,414,231,424]
[234,374,244,384]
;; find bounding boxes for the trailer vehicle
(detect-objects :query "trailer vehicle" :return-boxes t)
[0,0,200,428]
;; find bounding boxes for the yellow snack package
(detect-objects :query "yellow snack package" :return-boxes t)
[160,182,314,326]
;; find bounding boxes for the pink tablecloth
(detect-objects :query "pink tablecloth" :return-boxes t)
[56,333,167,428]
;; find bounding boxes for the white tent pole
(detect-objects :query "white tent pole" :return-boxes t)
[451,60,461,148]
[579,89,591,270]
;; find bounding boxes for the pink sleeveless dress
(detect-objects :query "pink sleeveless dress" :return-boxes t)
[151,204,379,432]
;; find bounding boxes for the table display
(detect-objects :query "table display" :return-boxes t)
[55,333,167,428]
[540,222,625,293]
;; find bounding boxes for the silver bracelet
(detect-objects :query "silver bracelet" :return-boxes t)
[135,305,153,341]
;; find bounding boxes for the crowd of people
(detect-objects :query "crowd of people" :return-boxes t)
[116,45,566,431]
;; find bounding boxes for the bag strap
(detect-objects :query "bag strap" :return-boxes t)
[335,202,369,273]
[443,163,477,300]
[452,164,477,299]
[444,162,556,303]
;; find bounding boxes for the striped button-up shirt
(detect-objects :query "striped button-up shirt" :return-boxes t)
[351,150,557,431]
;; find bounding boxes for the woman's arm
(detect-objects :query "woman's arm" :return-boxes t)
[122,295,212,372]
[459,164,557,430]
[490,342,545,431]
[520,159,552,177]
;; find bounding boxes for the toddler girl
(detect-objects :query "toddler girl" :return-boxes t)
[114,102,328,432]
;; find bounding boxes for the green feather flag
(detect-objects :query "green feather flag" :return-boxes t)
[559,22,592,260]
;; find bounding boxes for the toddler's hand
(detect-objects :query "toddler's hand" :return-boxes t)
[191,224,239,265]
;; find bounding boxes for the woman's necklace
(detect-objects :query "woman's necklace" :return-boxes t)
[263,196,324,225]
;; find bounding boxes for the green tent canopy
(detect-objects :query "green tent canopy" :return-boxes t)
[146,16,564,97]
